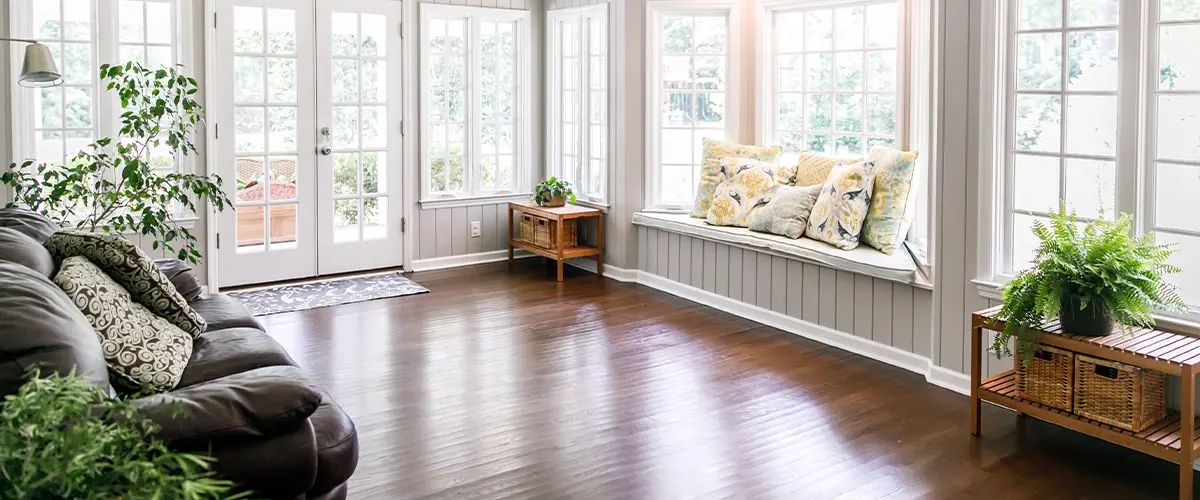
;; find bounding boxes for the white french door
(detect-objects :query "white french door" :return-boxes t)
[212,0,404,287]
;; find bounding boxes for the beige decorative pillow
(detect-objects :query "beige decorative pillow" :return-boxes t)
[806,160,877,250]
[53,257,193,393]
[747,185,823,239]
[689,138,783,218]
[791,152,865,187]
[706,160,781,227]
[862,147,921,254]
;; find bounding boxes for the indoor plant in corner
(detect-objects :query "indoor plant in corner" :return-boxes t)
[0,372,243,500]
[0,62,231,265]
[533,177,576,208]
[992,206,1188,364]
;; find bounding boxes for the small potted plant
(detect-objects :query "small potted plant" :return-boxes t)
[533,177,576,208]
[992,206,1188,364]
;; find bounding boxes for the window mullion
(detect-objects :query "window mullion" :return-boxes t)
[1120,0,1147,233]
[580,15,590,195]
[469,16,482,197]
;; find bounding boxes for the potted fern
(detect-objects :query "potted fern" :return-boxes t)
[993,206,1188,364]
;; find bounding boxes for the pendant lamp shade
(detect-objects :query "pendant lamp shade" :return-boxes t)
[18,43,63,88]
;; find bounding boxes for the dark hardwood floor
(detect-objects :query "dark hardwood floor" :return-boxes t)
[259,260,1188,499]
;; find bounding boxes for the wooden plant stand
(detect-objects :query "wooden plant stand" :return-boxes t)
[508,201,603,282]
[971,306,1200,500]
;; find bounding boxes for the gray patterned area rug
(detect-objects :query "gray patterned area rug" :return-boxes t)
[228,272,429,316]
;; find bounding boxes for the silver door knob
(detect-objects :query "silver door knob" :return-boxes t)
[319,146,332,155]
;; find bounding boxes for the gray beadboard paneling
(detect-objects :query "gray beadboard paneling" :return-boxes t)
[873,279,893,346]
[637,231,937,359]
[452,207,468,255]
[435,209,453,257]
[668,232,681,282]
[419,210,437,259]
[703,241,716,292]
[412,203,517,262]
[835,270,855,334]
[853,274,873,339]
[756,253,771,310]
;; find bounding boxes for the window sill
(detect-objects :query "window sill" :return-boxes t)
[420,193,532,210]
[973,278,1200,337]
[574,199,610,212]
[633,212,931,289]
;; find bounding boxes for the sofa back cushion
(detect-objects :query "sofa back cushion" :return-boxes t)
[0,227,56,277]
[44,231,206,337]
[54,257,193,393]
[0,262,112,398]
[0,208,60,243]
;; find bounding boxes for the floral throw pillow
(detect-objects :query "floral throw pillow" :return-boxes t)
[805,160,877,250]
[689,138,783,218]
[706,159,781,227]
[44,231,206,337]
[861,147,921,255]
[53,256,193,393]
[747,184,823,239]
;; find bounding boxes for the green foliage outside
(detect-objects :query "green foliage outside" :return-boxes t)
[994,206,1187,364]
[1,63,231,265]
[0,372,243,500]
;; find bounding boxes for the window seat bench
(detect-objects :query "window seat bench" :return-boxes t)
[633,212,929,288]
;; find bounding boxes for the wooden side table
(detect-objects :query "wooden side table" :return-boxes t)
[971,306,1200,500]
[507,200,604,282]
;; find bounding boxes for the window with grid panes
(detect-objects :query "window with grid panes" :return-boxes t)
[548,5,609,204]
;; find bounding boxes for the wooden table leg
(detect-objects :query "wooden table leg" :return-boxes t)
[596,213,604,278]
[556,217,565,282]
[508,208,514,272]
[1181,367,1195,500]
[970,325,983,436]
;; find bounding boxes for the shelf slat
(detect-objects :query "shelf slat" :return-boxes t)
[979,371,1192,462]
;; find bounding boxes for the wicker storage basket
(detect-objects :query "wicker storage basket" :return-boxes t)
[519,214,577,250]
[1074,355,1167,432]
[1015,344,1075,412]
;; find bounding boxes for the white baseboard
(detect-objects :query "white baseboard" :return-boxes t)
[634,269,970,396]
[409,249,534,272]
[565,259,638,282]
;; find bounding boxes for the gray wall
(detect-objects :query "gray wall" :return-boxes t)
[638,226,937,359]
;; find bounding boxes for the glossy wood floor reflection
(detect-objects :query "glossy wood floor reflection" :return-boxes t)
[259,260,1189,500]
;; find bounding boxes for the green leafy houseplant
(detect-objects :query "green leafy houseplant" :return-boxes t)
[533,177,576,207]
[0,372,243,500]
[993,206,1188,364]
[1,62,231,265]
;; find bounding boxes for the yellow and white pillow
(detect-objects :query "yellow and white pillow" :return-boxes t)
[791,151,864,187]
[706,159,781,227]
[805,160,877,250]
[861,147,921,255]
[689,138,783,218]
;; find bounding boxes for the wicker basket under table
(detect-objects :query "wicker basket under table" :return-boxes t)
[508,201,603,282]
[1015,344,1075,412]
[1074,354,1167,432]
[519,213,577,250]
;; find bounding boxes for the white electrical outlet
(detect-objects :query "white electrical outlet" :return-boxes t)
[470,221,481,238]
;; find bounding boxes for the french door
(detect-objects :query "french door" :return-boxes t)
[213,0,404,287]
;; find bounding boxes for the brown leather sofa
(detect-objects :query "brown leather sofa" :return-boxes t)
[0,209,358,499]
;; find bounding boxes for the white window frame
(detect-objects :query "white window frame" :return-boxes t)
[976,0,1200,323]
[418,4,532,209]
[756,0,934,271]
[8,0,194,173]
[644,0,742,212]
[547,4,610,208]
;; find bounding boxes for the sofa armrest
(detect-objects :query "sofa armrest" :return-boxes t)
[131,365,322,449]
[153,258,202,301]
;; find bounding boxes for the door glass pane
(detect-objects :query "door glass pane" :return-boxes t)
[237,206,266,252]
[334,199,360,242]
[363,197,387,241]
[269,157,298,201]
[363,152,385,194]
[235,6,264,52]
[333,153,359,196]
[269,204,298,249]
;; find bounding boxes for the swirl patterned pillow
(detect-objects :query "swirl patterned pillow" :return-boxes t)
[861,147,921,255]
[747,185,822,239]
[53,256,193,393]
[706,159,781,227]
[805,160,877,250]
[43,231,206,337]
[689,138,783,218]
